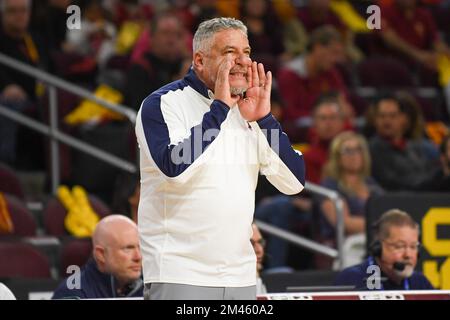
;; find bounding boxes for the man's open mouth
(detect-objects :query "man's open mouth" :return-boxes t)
[229,71,247,78]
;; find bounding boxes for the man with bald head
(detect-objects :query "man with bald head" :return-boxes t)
[52,215,143,299]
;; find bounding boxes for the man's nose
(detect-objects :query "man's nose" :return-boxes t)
[403,247,414,259]
[236,54,251,67]
[133,248,142,261]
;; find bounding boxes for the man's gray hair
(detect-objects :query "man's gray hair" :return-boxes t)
[374,209,419,241]
[193,17,247,53]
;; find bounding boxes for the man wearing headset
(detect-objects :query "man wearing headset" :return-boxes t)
[334,209,433,290]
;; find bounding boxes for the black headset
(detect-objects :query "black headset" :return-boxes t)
[369,240,383,258]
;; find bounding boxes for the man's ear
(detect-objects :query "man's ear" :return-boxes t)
[93,245,106,265]
[193,52,204,71]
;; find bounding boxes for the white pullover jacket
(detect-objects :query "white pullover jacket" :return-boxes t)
[136,68,305,287]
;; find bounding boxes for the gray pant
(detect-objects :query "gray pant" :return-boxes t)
[144,283,256,300]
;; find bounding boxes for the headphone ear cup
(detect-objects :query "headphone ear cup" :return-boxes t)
[370,241,382,258]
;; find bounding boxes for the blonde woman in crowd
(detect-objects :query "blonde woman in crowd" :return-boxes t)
[317,131,383,267]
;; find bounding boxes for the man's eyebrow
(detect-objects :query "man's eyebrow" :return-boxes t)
[222,46,251,52]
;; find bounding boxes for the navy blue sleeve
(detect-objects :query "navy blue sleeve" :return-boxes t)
[141,97,229,178]
[256,113,306,186]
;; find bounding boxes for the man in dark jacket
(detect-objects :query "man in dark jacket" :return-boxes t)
[335,209,433,291]
[52,215,143,299]
[368,95,437,191]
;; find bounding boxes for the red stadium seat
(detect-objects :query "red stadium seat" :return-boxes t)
[0,163,25,200]
[0,242,51,278]
[0,194,37,237]
[357,57,414,88]
[59,238,93,275]
[43,195,111,237]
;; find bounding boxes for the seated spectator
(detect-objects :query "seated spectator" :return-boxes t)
[380,0,450,74]
[0,0,48,165]
[335,209,433,290]
[395,91,439,159]
[419,133,450,191]
[52,215,143,299]
[124,12,190,110]
[251,223,267,295]
[304,94,346,183]
[368,93,438,191]
[296,0,363,64]
[379,0,450,111]
[277,25,354,125]
[319,131,383,245]
[0,0,47,101]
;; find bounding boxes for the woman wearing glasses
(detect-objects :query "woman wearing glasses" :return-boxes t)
[316,131,383,268]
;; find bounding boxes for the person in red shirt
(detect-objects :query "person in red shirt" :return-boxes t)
[304,94,346,184]
[277,25,353,125]
[380,0,450,71]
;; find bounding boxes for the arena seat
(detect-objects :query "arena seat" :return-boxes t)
[59,238,93,275]
[357,56,414,88]
[0,242,51,278]
[0,194,37,237]
[0,163,25,200]
[43,195,110,237]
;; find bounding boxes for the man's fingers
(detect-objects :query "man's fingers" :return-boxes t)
[217,58,234,84]
[214,57,237,107]
[265,71,272,93]
[258,63,266,87]
[215,57,235,102]
[252,61,259,87]
[246,65,253,88]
